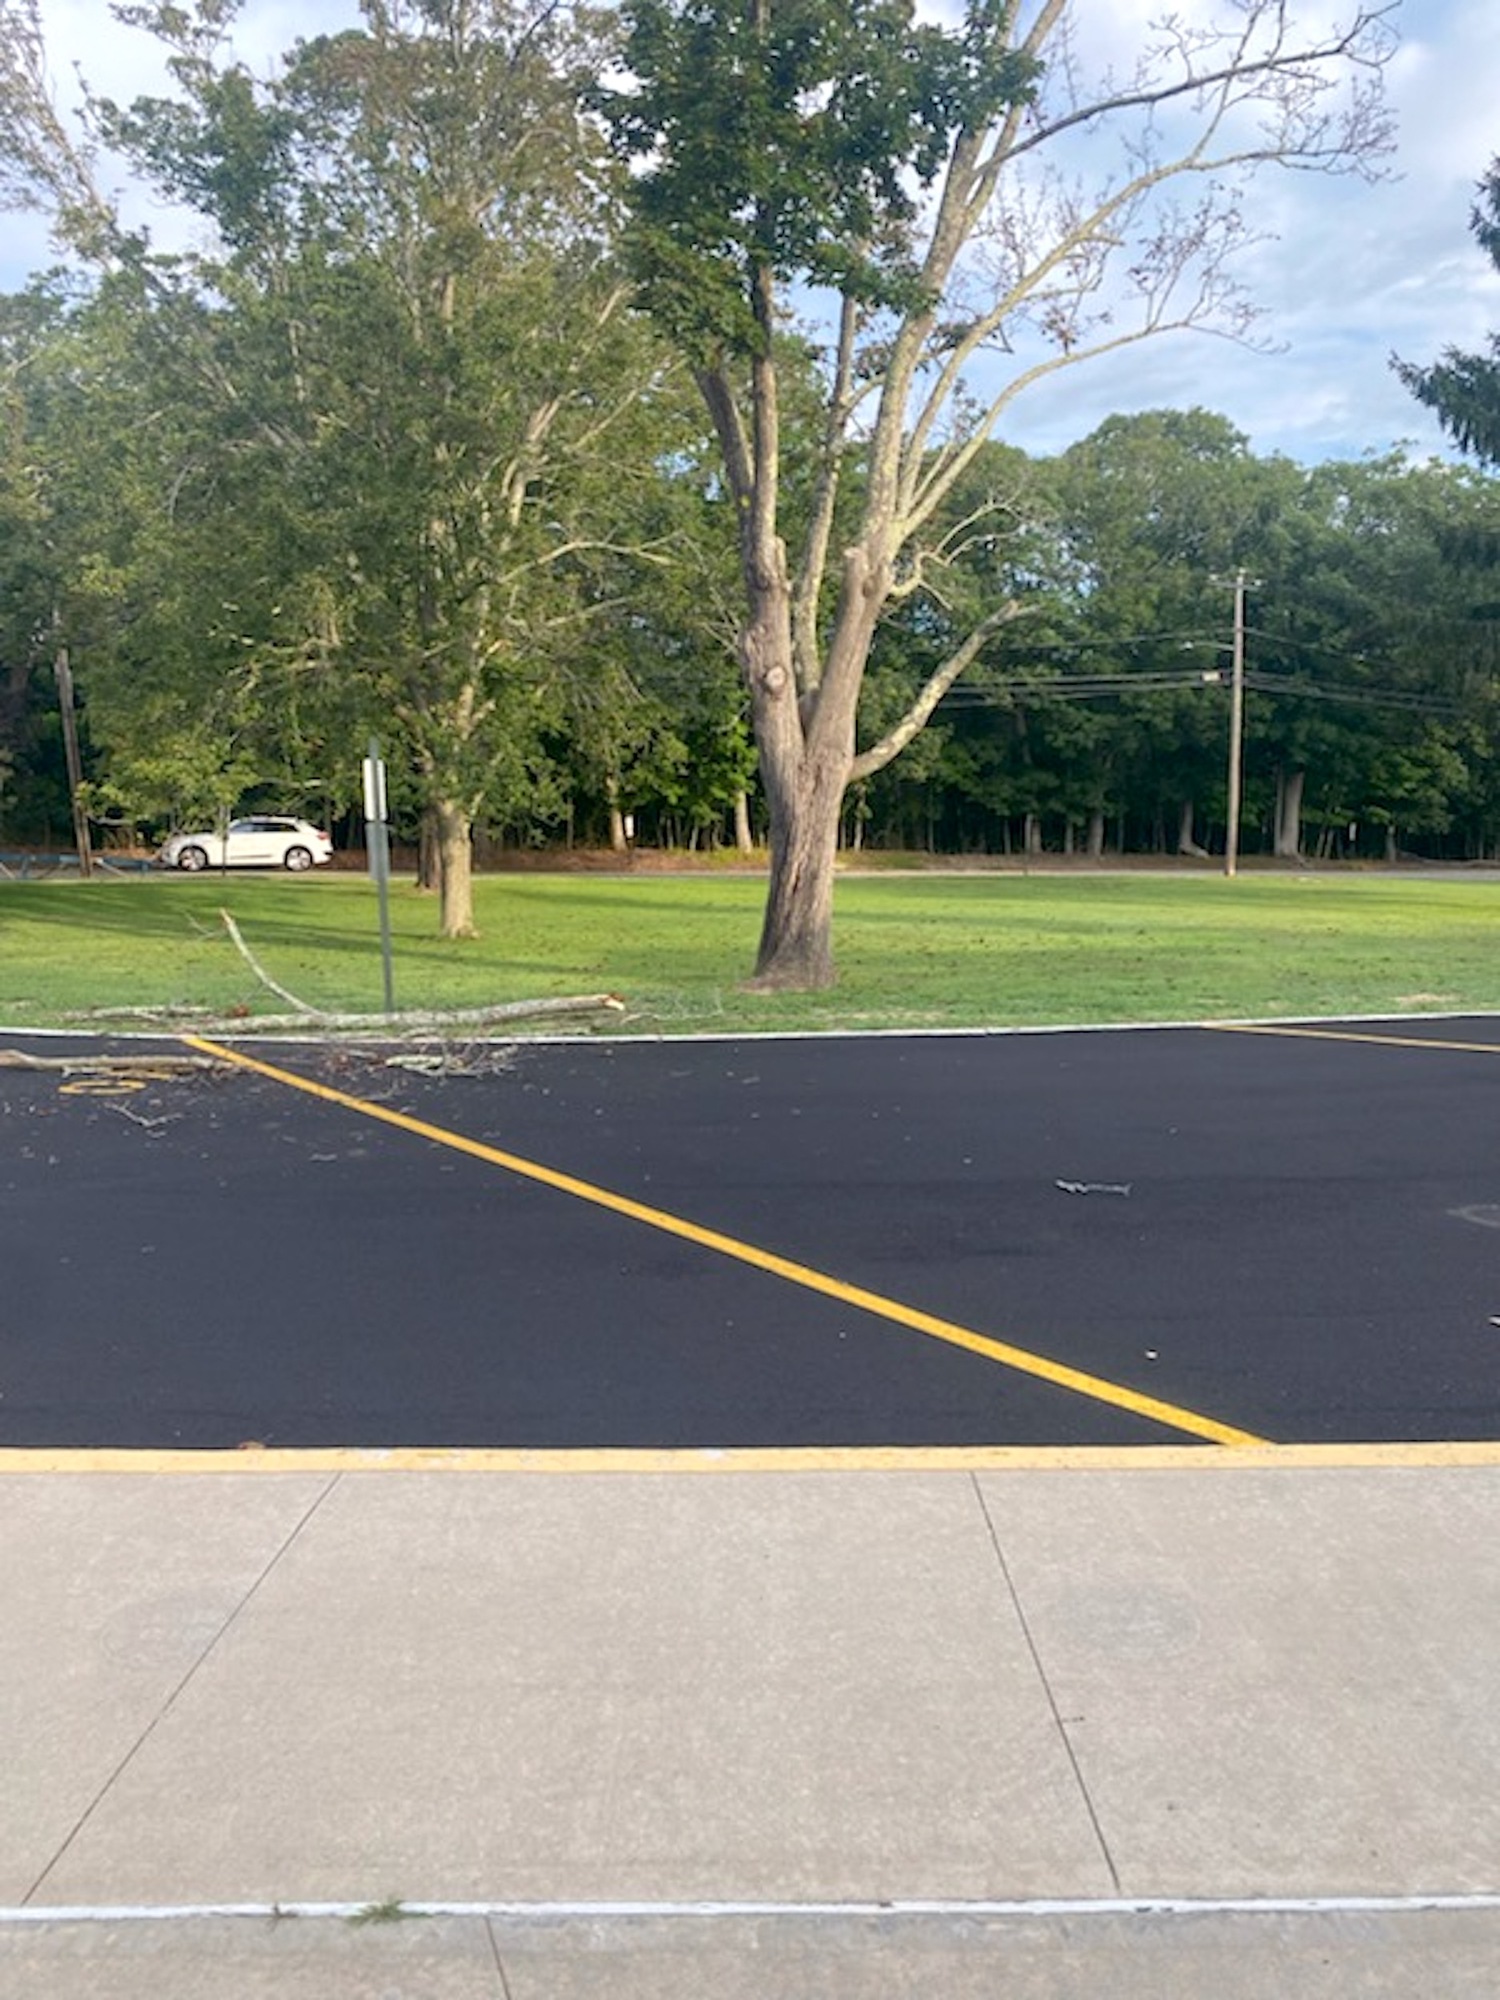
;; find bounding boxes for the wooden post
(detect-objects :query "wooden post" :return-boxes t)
[1214,569,1260,879]
[1224,573,1245,879]
[54,645,93,879]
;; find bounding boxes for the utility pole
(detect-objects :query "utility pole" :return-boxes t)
[1215,570,1258,880]
[54,643,93,879]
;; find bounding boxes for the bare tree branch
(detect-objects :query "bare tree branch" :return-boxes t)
[792,290,861,694]
[0,0,109,233]
[849,598,1034,783]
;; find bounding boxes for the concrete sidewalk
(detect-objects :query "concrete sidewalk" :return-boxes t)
[4,1458,1500,1993]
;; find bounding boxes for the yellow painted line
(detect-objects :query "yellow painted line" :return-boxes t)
[1207,1022,1500,1057]
[183,1035,1264,1450]
[4,1442,1500,1475]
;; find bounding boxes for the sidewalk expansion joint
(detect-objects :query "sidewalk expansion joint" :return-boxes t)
[968,1471,1121,1894]
[19,1473,344,1906]
[484,1915,517,2000]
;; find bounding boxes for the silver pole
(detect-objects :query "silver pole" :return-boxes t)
[363,737,395,1013]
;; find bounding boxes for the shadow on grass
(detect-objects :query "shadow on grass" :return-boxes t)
[1,880,384,958]
[0,882,225,941]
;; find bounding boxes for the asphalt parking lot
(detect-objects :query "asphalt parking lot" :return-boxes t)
[3,1019,1499,1450]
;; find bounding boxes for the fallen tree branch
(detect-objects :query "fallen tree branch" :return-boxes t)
[58,1004,230,1023]
[194,995,627,1034]
[220,908,324,1015]
[0,1049,230,1076]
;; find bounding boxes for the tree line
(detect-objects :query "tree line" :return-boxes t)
[3,0,1496,983]
[13,384,1499,871]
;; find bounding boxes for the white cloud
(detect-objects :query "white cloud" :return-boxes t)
[9,0,360,266]
[1386,0,1496,183]
[36,0,351,92]
[10,0,1498,467]
[993,0,1500,461]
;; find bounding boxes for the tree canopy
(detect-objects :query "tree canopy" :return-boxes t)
[1397,160,1500,468]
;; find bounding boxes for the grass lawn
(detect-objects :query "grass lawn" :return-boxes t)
[2,866,1499,1036]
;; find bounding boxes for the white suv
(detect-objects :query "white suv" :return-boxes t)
[159,817,334,871]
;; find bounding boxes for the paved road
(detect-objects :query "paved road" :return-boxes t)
[3,1020,1499,1449]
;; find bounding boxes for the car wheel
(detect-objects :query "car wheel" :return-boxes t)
[177,846,209,871]
[283,845,313,871]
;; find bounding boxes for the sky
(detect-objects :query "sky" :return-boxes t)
[8,0,1499,466]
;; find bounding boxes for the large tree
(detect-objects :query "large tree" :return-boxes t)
[0,283,60,832]
[1043,409,1299,858]
[1396,160,1500,467]
[109,0,670,936]
[600,0,1397,986]
[1,0,681,935]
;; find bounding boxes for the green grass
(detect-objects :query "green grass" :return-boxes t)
[3,868,1499,1035]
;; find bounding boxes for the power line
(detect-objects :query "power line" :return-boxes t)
[1241,672,1459,715]
[938,669,1462,717]
[940,669,1216,702]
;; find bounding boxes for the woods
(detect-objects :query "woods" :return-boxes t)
[2,0,1498,979]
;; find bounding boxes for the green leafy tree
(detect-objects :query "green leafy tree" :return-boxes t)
[847,423,1500,865]
[0,275,183,849]
[3,0,688,934]
[545,399,753,849]
[0,282,61,835]
[1249,453,1500,859]
[109,0,667,934]
[1043,410,1304,856]
[599,0,1396,985]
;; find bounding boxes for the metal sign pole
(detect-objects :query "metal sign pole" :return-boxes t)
[362,738,395,1014]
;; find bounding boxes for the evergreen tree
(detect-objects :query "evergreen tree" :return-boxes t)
[1396,161,1500,467]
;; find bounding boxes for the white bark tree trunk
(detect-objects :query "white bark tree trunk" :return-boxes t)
[606,775,628,855]
[1275,767,1305,859]
[435,797,476,939]
[1177,801,1208,857]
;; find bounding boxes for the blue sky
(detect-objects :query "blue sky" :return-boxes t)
[11,0,1499,466]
